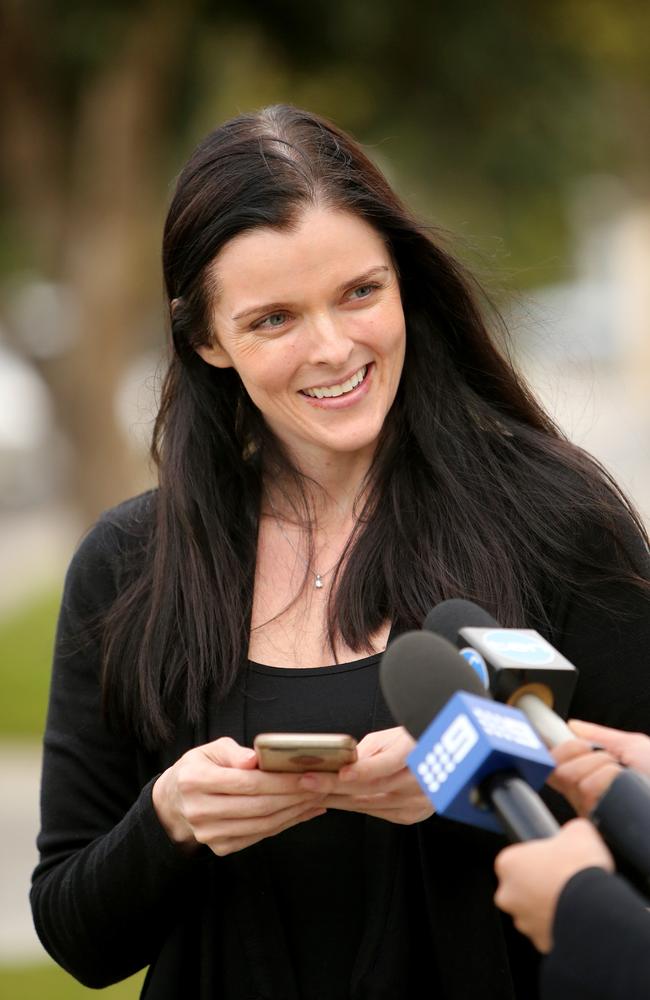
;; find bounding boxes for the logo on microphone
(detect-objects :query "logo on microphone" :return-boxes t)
[482,629,554,666]
[407,692,556,833]
[459,647,490,688]
[471,705,543,749]
[416,713,479,793]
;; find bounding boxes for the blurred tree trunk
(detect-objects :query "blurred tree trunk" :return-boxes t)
[0,1,192,524]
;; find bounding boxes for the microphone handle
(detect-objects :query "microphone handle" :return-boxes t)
[481,772,560,842]
[514,693,574,747]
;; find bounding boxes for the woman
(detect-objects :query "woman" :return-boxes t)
[31,105,650,999]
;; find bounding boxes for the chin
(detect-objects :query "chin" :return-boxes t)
[318,428,384,456]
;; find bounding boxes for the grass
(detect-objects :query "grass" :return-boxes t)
[0,589,61,738]
[0,961,146,998]
[0,595,144,999]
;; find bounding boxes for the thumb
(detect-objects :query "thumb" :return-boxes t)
[204,736,258,769]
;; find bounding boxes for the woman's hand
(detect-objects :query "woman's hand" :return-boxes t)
[299,726,434,825]
[152,737,327,856]
[493,818,614,953]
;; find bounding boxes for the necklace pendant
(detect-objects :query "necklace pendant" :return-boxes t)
[314,574,324,589]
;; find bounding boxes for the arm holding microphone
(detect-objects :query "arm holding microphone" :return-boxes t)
[550,723,650,901]
[495,820,650,1000]
[494,818,615,953]
[550,719,650,815]
[425,597,650,888]
[494,722,650,999]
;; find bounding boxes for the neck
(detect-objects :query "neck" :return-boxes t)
[265,444,375,526]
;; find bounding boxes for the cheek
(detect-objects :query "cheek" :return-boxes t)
[378,307,406,366]
[236,345,298,399]
[359,305,404,350]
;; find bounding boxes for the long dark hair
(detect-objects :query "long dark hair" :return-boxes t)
[102,104,649,747]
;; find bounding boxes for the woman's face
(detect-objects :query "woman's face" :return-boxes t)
[198,206,406,468]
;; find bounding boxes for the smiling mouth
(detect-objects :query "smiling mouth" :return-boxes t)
[300,365,369,399]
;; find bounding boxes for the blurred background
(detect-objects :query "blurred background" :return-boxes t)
[1,0,648,995]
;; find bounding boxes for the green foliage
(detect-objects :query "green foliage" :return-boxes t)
[3,0,650,287]
[0,961,145,999]
[0,590,61,738]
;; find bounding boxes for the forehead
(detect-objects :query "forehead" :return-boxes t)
[210,207,391,304]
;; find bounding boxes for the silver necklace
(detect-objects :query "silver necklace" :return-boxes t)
[266,495,345,589]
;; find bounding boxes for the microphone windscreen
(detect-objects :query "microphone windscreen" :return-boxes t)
[423,599,498,644]
[380,630,485,739]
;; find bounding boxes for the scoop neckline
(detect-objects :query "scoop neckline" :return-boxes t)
[248,650,384,675]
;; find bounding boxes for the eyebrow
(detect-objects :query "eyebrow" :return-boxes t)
[231,265,391,322]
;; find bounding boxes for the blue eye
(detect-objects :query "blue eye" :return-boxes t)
[256,312,288,330]
[350,283,378,299]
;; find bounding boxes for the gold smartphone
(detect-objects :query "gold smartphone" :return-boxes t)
[254,732,358,772]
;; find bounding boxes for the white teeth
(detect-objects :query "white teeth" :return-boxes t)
[303,365,367,398]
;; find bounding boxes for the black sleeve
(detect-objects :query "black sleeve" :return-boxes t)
[30,516,199,989]
[543,515,650,873]
[553,513,650,733]
[541,867,650,1000]
[545,514,650,756]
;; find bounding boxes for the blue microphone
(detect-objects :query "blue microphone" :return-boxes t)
[379,630,559,840]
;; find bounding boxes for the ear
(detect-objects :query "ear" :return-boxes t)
[195,340,233,369]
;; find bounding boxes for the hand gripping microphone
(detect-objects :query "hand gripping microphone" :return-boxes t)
[589,769,650,894]
[423,599,578,747]
[424,599,650,889]
[379,630,559,841]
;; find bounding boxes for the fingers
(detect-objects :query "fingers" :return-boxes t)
[187,791,325,823]
[296,727,430,825]
[300,761,422,798]
[184,744,317,796]
[548,749,621,815]
[207,804,327,857]
[552,738,600,767]
[569,720,650,775]
[568,720,627,752]
[198,798,324,842]
[337,728,414,784]
[323,795,433,824]
[297,772,339,794]
[164,727,429,854]
[154,736,330,854]
[308,767,419,798]
[297,728,415,792]
[203,736,258,769]
[493,819,613,954]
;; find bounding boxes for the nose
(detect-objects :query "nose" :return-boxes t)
[305,310,354,369]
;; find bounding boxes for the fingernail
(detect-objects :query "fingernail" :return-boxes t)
[299,775,321,791]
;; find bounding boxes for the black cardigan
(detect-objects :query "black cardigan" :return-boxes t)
[31,493,650,999]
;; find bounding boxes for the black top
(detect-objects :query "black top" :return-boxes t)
[238,656,412,999]
[30,491,650,999]
[541,867,650,999]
